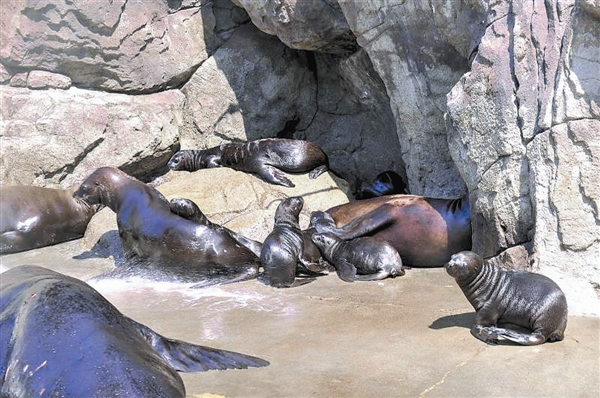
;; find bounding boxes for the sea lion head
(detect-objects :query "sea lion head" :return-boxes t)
[167,151,187,171]
[445,251,483,279]
[275,196,304,222]
[309,211,335,229]
[310,232,339,252]
[74,167,125,207]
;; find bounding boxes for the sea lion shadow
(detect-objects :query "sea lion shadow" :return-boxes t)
[429,312,475,330]
[72,230,125,266]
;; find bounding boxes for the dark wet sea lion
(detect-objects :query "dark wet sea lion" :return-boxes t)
[312,232,405,282]
[260,197,314,288]
[167,138,329,187]
[0,186,99,254]
[314,194,471,267]
[0,265,268,398]
[354,170,409,200]
[73,167,260,286]
[445,251,568,345]
[169,197,263,257]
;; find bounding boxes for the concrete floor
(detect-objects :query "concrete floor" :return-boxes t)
[1,240,599,398]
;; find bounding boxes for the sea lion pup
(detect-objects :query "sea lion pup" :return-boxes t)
[167,138,329,188]
[445,251,568,346]
[0,265,268,398]
[260,196,315,288]
[74,167,260,287]
[169,197,263,257]
[312,232,405,282]
[354,170,409,199]
[0,186,99,254]
[313,195,471,267]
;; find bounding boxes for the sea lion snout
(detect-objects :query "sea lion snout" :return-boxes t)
[445,252,471,278]
[167,151,185,170]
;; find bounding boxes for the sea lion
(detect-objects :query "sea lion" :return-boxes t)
[354,170,409,199]
[445,251,568,345]
[312,232,405,282]
[313,194,471,267]
[0,265,268,398]
[167,138,329,188]
[260,197,314,288]
[169,197,263,257]
[73,167,260,286]
[0,186,99,254]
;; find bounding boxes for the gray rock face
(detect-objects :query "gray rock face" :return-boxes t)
[234,0,357,55]
[1,87,184,187]
[338,0,483,197]
[0,0,218,93]
[179,24,317,148]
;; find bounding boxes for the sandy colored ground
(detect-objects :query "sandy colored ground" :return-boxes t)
[1,240,598,398]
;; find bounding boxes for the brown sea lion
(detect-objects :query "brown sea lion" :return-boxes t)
[0,265,268,398]
[445,251,568,345]
[312,232,405,282]
[73,167,260,287]
[167,138,329,187]
[0,186,99,254]
[313,194,471,267]
[260,197,314,288]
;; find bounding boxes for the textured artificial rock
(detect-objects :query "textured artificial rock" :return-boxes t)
[81,167,351,261]
[234,0,357,55]
[338,0,484,197]
[300,50,406,192]
[0,0,218,93]
[0,86,184,188]
[179,24,317,148]
[27,71,71,90]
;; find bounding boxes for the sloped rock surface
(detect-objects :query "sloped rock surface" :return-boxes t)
[0,87,184,187]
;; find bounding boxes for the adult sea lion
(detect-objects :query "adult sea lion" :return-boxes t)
[0,186,99,254]
[0,265,268,398]
[167,138,329,188]
[354,170,409,200]
[74,167,260,286]
[313,194,471,267]
[260,197,314,288]
[312,231,405,282]
[445,251,568,345]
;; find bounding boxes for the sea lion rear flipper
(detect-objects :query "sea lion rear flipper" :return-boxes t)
[335,259,357,283]
[256,165,294,187]
[317,204,397,240]
[308,165,328,179]
[227,231,263,258]
[134,322,269,372]
[487,327,547,346]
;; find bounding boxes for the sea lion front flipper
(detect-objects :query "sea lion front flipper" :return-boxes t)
[226,230,263,258]
[191,265,259,288]
[353,269,391,282]
[334,259,357,283]
[256,165,295,187]
[133,322,269,372]
[487,327,547,346]
[470,324,500,345]
[317,204,397,240]
[308,165,328,179]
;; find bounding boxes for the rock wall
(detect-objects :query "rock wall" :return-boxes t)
[1,0,598,308]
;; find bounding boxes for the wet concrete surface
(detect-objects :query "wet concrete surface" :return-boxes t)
[1,240,599,398]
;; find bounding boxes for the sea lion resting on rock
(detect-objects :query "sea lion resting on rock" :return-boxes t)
[0,186,99,254]
[74,167,260,287]
[260,197,314,288]
[0,265,268,398]
[445,251,568,345]
[167,138,329,188]
[314,194,471,267]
